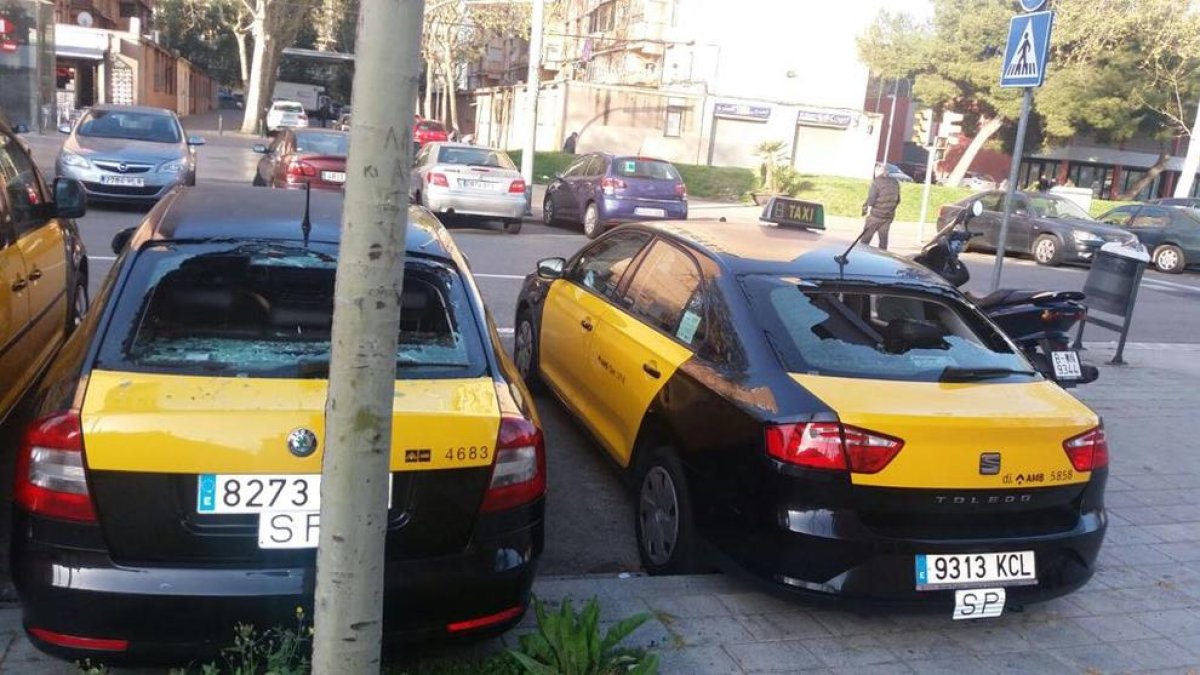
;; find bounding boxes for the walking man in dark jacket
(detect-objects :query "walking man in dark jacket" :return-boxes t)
[861,163,901,250]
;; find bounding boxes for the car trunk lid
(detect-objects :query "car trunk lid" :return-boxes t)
[82,370,500,566]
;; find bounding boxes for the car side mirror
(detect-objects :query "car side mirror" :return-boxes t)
[187,135,206,146]
[252,143,268,154]
[111,227,135,255]
[536,257,566,280]
[53,178,87,219]
[57,123,71,134]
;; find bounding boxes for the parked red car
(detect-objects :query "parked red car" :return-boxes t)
[251,128,348,190]
[414,119,450,147]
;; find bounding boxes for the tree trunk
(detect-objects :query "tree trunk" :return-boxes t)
[240,3,269,135]
[423,61,433,118]
[445,61,458,132]
[1120,151,1170,200]
[311,0,425,671]
[944,116,1004,188]
[236,30,251,91]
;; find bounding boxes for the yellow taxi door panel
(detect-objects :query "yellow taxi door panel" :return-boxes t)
[587,306,692,466]
[16,222,68,364]
[790,374,1099,489]
[0,239,31,415]
[81,370,501,474]
[538,280,600,409]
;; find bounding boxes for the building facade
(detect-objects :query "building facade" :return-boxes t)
[0,0,55,131]
[54,0,151,32]
[471,0,888,178]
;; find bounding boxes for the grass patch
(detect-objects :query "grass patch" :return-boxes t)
[508,150,756,202]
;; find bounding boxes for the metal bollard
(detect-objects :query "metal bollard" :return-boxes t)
[218,115,223,136]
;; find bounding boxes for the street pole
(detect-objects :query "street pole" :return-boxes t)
[1173,97,1200,198]
[311,0,424,671]
[520,0,545,216]
[881,78,900,164]
[990,87,1033,293]
[917,143,936,242]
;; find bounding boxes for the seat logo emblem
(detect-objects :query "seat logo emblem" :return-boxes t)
[287,428,319,458]
[979,452,1001,475]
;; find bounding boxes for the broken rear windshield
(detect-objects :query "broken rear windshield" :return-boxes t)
[96,242,486,379]
[741,277,1033,383]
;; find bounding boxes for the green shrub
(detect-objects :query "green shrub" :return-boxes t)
[508,596,659,675]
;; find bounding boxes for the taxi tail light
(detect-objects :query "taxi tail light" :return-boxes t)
[428,172,449,187]
[509,177,527,194]
[446,604,523,633]
[28,627,128,652]
[1063,426,1108,471]
[14,411,97,522]
[480,417,545,513]
[601,176,626,195]
[765,422,903,474]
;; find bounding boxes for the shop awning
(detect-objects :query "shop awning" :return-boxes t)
[56,46,105,61]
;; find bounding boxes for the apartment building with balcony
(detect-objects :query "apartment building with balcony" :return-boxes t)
[55,0,151,32]
[471,0,892,178]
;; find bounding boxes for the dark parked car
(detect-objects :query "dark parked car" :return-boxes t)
[1149,197,1200,209]
[1098,203,1200,273]
[938,191,1139,266]
[251,128,347,190]
[542,153,688,238]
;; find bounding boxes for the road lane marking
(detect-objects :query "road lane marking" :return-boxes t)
[497,327,514,335]
[1142,277,1200,292]
[91,256,117,262]
[473,273,525,280]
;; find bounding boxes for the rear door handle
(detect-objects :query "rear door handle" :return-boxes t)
[27,268,42,281]
[580,317,594,332]
[11,277,27,292]
[642,362,661,379]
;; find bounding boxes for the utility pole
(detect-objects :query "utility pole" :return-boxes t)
[881,78,901,165]
[1174,98,1200,199]
[520,0,545,215]
[312,0,425,672]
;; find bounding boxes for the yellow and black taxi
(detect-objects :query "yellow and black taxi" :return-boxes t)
[513,219,1106,617]
[1,119,90,424]
[12,185,545,661]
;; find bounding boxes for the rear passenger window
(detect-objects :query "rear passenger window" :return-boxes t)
[96,243,486,379]
[621,241,703,342]
[567,231,650,297]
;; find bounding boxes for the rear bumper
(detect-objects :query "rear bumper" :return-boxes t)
[599,197,687,223]
[12,501,543,663]
[426,190,525,220]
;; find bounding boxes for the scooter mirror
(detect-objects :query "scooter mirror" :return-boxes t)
[970,200,984,217]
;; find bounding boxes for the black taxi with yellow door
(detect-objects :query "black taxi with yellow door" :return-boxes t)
[1,119,90,424]
[514,215,1107,618]
[11,185,545,661]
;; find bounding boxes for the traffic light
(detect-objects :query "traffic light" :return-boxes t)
[912,108,934,146]
[940,111,964,138]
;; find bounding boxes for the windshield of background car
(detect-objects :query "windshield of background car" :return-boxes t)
[77,110,181,144]
[418,121,446,132]
[294,132,349,156]
[742,277,1032,382]
[274,103,304,113]
[437,146,515,169]
[613,157,680,181]
[95,242,486,379]
[1028,195,1092,220]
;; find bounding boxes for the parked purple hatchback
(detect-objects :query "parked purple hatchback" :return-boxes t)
[542,153,688,238]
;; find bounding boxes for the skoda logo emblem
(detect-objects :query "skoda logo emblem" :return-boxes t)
[117,162,128,173]
[287,428,318,457]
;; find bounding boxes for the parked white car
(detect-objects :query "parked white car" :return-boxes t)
[410,142,526,234]
[265,100,308,134]
[964,171,998,191]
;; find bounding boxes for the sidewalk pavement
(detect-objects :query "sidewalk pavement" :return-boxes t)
[2,343,1199,673]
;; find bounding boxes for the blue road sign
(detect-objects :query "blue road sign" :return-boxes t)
[1000,10,1054,88]
[1019,0,1047,11]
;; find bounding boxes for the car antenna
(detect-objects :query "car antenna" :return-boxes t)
[833,229,870,278]
[301,182,312,246]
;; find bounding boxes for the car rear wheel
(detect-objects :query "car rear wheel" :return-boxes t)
[542,196,557,226]
[1033,234,1063,266]
[503,219,523,235]
[514,310,542,391]
[583,202,602,239]
[1153,244,1185,274]
[634,446,701,575]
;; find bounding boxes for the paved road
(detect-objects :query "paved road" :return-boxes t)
[17,123,1200,577]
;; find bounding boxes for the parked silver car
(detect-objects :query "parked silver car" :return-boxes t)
[56,105,204,204]
[410,142,526,234]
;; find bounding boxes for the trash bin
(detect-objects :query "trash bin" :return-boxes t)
[1074,242,1151,364]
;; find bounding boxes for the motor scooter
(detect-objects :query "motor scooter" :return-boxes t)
[913,201,1099,387]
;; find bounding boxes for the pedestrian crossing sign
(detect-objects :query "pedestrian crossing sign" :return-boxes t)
[1000,10,1054,88]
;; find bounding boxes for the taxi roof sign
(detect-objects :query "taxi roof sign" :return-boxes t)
[760,196,825,230]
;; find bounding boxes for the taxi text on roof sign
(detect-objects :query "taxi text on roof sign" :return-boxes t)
[761,196,825,230]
